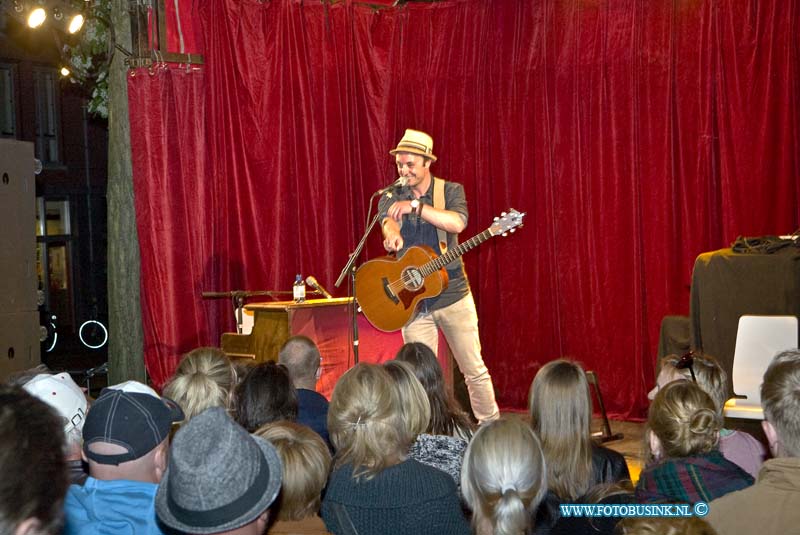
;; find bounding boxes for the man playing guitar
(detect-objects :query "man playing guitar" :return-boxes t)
[378,129,499,425]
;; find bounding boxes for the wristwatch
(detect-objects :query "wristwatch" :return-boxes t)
[410,199,421,215]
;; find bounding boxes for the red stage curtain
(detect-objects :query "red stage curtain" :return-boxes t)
[128,0,799,418]
[127,65,222,380]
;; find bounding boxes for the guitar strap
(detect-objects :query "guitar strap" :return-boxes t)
[433,176,448,255]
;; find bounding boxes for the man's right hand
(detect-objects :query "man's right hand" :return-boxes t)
[383,231,403,253]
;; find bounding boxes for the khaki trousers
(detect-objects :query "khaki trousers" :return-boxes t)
[401,293,500,424]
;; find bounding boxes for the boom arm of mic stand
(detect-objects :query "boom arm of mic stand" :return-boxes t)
[335,211,382,288]
[334,211,383,366]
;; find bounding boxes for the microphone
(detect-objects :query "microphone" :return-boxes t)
[375,176,408,195]
[305,276,333,299]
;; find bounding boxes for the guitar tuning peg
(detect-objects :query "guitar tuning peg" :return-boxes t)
[502,232,508,237]
[493,216,499,222]
[510,228,516,233]
[501,211,507,217]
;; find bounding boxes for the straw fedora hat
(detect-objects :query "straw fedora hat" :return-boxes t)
[389,129,437,162]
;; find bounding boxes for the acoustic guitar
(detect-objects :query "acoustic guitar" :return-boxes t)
[355,209,525,332]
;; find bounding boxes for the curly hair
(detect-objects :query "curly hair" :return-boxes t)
[647,380,721,459]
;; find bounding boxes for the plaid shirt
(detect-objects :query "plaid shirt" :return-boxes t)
[635,449,754,504]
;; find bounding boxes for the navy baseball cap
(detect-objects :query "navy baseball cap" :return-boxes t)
[83,381,184,465]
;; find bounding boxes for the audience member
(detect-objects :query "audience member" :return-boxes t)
[650,352,766,477]
[395,342,475,440]
[63,381,184,534]
[163,347,237,421]
[546,483,635,535]
[384,359,467,485]
[22,372,89,484]
[321,363,469,534]
[278,336,330,446]
[705,349,800,534]
[461,417,547,535]
[233,361,298,433]
[255,421,332,534]
[5,363,53,386]
[528,360,630,532]
[156,406,283,535]
[636,380,753,503]
[615,516,719,535]
[0,384,69,535]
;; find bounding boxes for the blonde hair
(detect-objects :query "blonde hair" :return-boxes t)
[383,360,432,438]
[255,421,331,521]
[327,363,405,480]
[616,516,719,535]
[659,353,728,415]
[761,349,800,457]
[528,359,593,500]
[163,347,235,420]
[647,380,720,459]
[461,418,547,535]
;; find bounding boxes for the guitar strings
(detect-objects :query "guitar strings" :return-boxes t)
[382,229,494,296]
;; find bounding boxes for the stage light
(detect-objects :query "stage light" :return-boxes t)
[67,13,83,33]
[13,0,24,13]
[60,66,70,76]
[27,6,46,28]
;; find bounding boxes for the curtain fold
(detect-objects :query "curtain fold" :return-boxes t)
[128,0,799,418]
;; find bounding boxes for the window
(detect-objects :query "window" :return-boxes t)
[0,63,16,138]
[36,197,73,330]
[32,67,60,164]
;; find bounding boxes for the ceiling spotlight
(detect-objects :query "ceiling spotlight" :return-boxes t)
[27,7,47,28]
[68,13,84,33]
[60,67,70,77]
[52,6,63,20]
[13,0,23,13]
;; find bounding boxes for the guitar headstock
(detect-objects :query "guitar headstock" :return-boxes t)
[489,209,525,237]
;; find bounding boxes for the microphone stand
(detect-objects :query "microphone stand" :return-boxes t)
[335,210,383,365]
[335,180,402,365]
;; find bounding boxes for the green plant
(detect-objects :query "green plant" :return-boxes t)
[61,0,111,117]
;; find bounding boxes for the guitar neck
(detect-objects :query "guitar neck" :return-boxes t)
[420,228,494,277]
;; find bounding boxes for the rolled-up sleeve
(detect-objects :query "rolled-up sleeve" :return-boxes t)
[444,182,468,227]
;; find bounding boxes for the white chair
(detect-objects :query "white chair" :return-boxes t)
[723,315,798,420]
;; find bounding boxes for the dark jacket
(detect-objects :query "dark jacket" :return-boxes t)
[532,444,631,535]
[591,443,630,484]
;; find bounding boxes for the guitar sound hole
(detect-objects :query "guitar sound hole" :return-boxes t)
[401,267,424,291]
